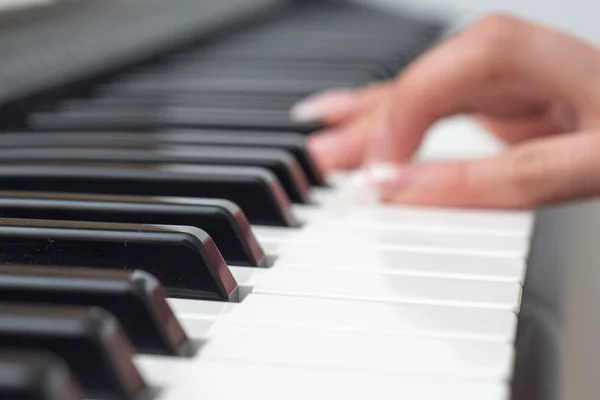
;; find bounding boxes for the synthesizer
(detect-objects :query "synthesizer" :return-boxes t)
[0,0,537,399]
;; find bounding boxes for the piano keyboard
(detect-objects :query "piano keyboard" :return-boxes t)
[0,0,534,399]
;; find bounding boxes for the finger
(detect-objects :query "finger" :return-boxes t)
[359,131,600,208]
[307,107,383,172]
[374,13,600,163]
[477,102,576,143]
[290,81,392,125]
[478,117,561,144]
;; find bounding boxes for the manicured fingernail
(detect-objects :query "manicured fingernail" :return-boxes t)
[354,162,412,193]
[289,89,355,122]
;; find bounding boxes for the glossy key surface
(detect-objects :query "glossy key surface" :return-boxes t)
[0,265,193,356]
[0,304,150,400]
[0,164,297,226]
[0,218,238,301]
[0,146,311,204]
[0,191,266,267]
[0,350,84,400]
[0,130,326,186]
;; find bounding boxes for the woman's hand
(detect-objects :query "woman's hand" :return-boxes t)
[290,14,600,209]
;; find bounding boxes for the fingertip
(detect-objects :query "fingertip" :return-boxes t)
[306,130,346,172]
[289,88,356,123]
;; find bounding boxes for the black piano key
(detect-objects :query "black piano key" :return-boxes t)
[28,108,162,131]
[0,191,266,267]
[0,164,297,227]
[0,130,326,187]
[0,351,84,400]
[166,54,391,78]
[0,304,151,400]
[163,105,321,133]
[0,146,311,204]
[117,62,374,83]
[0,218,238,301]
[110,74,366,94]
[167,130,326,187]
[66,91,304,111]
[27,105,321,134]
[0,265,193,356]
[98,75,361,96]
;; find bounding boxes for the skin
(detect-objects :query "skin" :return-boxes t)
[296,13,600,209]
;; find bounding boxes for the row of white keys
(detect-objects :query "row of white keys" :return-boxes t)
[137,318,514,380]
[139,164,532,399]
[136,317,512,399]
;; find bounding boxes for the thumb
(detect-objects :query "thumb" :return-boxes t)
[360,131,600,209]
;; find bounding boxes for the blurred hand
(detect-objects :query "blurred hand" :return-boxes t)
[290,14,600,209]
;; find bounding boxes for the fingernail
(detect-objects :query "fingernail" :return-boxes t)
[354,162,412,193]
[289,89,355,123]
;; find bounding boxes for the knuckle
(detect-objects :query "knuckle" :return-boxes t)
[507,147,553,204]
[474,13,526,44]
[456,13,530,83]
[472,14,527,56]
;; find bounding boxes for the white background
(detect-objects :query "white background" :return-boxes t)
[369,0,600,40]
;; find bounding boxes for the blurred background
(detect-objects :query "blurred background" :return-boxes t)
[370,0,599,39]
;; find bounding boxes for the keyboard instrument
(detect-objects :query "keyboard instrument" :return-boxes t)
[0,0,541,399]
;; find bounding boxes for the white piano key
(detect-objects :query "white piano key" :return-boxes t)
[325,171,356,188]
[253,223,530,257]
[194,321,515,381]
[146,357,509,400]
[290,204,323,223]
[308,186,340,205]
[305,185,534,237]
[198,293,518,341]
[251,225,302,243]
[300,223,530,257]
[321,205,535,236]
[166,298,237,318]
[174,317,218,339]
[228,267,260,300]
[234,267,523,311]
[316,173,535,236]
[144,359,509,400]
[274,243,527,282]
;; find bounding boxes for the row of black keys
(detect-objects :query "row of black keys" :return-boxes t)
[0,130,320,226]
[0,133,313,290]
[0,131,325,399]
[17,0,443,132]
[0,265,190,400]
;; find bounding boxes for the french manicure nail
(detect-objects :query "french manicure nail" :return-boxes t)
[289,89,355,123]
[357,162,412,193]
